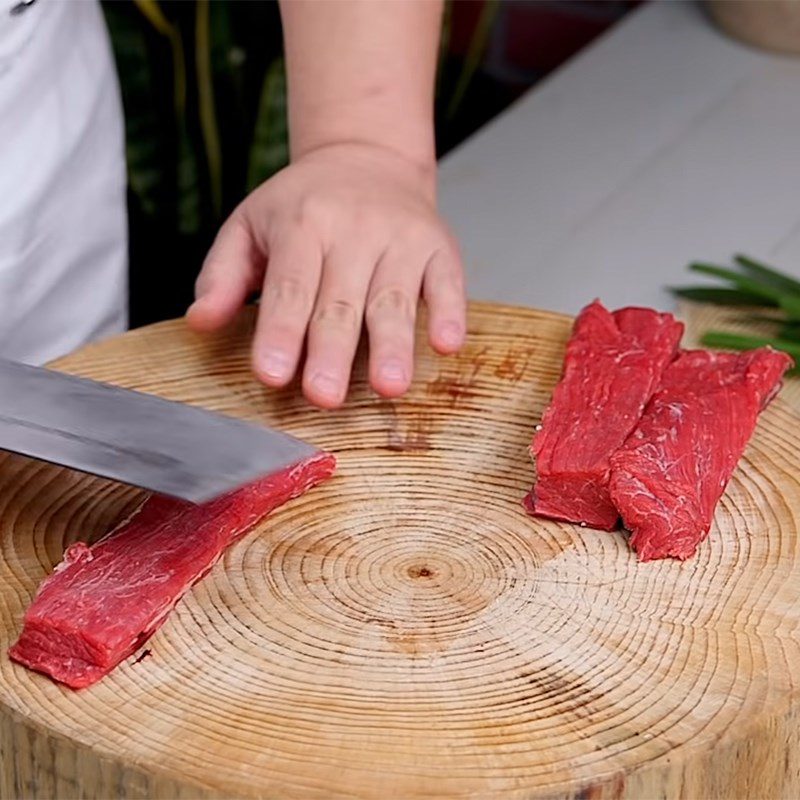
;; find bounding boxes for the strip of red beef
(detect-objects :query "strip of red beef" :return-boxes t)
[10,452,335,688]
[525,300,684,529]
[609,348,792,561]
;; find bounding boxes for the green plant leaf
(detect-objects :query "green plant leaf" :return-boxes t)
[247,57,288,192]
[119,0,201,236]
[446,0,500,120]
[133,0,172,37]
[102,4,172,221]
[196,0,222,218]
[133,0,186,120]
[175,117,202,236]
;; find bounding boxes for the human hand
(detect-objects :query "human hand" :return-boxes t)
[187,142,466,408]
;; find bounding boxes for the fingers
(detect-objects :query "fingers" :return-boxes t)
[187,216,262,332]
[252,234,322,388]
[193,204,465,408]
[302,247,373,409]
[365,249,423,398]
[423,242,466,354]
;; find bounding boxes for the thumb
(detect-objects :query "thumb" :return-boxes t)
[186,215,264,332]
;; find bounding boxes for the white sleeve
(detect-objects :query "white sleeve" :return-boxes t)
[0,0,127,364]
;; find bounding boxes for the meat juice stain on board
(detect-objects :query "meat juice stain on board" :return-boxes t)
[494,346,535,383]
[377,341,492,451]
[426,345,490,409]
[380,400,434,453]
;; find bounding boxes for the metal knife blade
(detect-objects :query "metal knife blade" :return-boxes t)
[0,358,319,503]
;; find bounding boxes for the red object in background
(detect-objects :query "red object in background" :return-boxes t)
[447,1,488,58]
[500,1,642,75]
[449,0,646,87]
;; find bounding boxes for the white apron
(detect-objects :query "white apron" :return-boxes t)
[0,0,127,364]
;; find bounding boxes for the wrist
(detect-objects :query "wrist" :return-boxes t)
[288,96,436,175]
[292,139,438,199]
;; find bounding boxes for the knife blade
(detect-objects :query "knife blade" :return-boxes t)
[0,358,319,503]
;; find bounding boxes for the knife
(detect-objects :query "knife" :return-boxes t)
[0,357,318,503]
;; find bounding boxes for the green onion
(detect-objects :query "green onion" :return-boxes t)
[700,330,800,360]
[688,263,784,303]
[779,323,800,342]
[670,286,773,306]
[734,254,800,295]
[673,254,800,363]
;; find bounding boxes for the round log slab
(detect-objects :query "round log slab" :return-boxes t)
[1,303,799,800]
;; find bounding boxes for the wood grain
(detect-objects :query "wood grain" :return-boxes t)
[1,302,799,800]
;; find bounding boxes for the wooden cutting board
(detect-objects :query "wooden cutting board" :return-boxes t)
[1,303,799,800]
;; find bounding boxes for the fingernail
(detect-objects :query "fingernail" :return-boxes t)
[439,322,463,349]
[260,350,292,380]
[378,359,406,384]
[310,372,342,401]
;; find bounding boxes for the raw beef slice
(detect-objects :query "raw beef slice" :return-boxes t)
[10,452,335,689]
[525,300,683,529]
[609,348,792,561]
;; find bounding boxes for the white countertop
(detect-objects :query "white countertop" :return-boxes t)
[438,0,800,313]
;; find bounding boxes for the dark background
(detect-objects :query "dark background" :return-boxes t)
[102,0,642,329]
